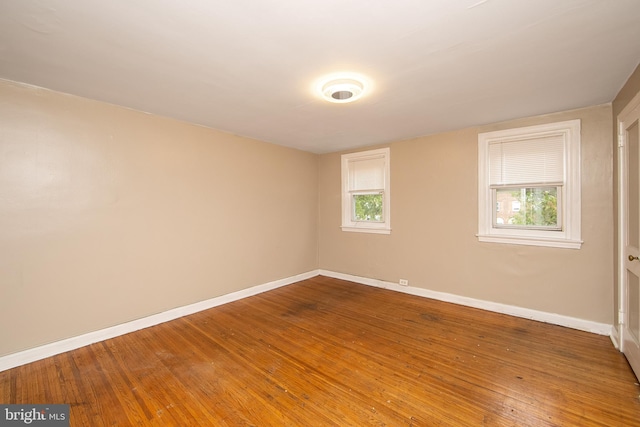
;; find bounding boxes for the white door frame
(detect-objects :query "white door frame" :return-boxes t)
[617,89,640,379]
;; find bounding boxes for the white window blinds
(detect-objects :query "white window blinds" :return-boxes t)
[348,156,385,191]
[488,134,565,186]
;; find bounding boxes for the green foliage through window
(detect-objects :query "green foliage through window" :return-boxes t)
[497,187,558,228]
[353,194,383,222]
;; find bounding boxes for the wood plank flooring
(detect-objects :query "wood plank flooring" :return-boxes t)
[1,275,639,426]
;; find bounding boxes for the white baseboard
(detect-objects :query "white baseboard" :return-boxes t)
[1,268,615,372]
[0,270,320,372]
[610,325,621,349]
[319,270,614,337]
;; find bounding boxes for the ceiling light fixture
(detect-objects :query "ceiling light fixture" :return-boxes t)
[316,73,369,104]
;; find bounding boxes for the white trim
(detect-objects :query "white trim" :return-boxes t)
[619,89,640,126]
[340,226,391,234]
[611,325,621,350]
[341,147,391,234]
[617,89,640,371]
[319,270,612,336]
[618,114,627,353]
[476,234,582,249]
[477,120,582,249]
[0,270,320,372]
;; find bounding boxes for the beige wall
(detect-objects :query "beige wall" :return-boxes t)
[0,80,318,356]
[0,74,623,359]
[612,64,640,327]
[319,105,614,324]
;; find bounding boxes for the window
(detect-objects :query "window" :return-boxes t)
[341,147,390,234]
[477,120,582,249]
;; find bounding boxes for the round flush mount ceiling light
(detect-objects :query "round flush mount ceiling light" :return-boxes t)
[316,73,369,104]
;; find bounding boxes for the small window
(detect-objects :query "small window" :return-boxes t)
[341,148,390,234]
[477,120,582,249]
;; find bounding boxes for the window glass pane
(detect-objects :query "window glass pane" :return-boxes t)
[495,187,559,228]
[352,194,383,222]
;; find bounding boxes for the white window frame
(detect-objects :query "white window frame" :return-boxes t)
[477,120,582,249]
[341,147,391,234]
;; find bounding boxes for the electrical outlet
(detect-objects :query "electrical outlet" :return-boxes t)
[399,279,409,286]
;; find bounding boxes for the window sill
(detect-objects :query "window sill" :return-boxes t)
[342,226,391,235]
[477,234,582,249]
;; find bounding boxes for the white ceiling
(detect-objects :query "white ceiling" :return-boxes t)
[1,0,639,154]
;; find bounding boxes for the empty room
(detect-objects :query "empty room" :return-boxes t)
[2,1,640,425]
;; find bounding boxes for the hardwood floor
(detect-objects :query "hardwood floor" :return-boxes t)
[1,275,639,426]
